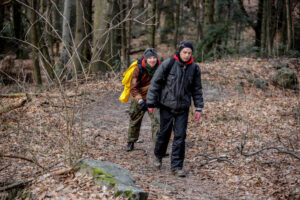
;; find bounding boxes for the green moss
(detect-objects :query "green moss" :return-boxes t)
[93,168,112,177]
[114,191,123,197]
[124,190,133,197]
[113,189,133,198]
[93,168,119,187]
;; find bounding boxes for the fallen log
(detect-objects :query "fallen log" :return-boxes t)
[0,97,29,114]
[0,91,84,98]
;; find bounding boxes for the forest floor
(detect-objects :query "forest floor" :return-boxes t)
[0,57,300,200]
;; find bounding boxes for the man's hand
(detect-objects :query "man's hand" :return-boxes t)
[194,111,201,121]
[148,108,156,113]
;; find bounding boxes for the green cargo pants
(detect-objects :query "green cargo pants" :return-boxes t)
[127,100,160,143]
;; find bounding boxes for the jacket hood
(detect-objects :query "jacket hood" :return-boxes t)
[174,54,193,66]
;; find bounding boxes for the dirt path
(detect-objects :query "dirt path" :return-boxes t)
[80,84,238,200]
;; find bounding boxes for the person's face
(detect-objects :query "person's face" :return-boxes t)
[146,56,158,67]
[179,48,192,62]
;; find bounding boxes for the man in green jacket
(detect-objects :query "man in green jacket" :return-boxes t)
[126,48,161,151]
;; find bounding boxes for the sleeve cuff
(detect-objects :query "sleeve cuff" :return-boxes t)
[195,108,202,112]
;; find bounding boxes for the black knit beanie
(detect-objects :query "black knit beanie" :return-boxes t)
[144,48,158,60]
[178,41,194,53]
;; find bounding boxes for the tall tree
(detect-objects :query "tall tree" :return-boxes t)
[29,0,42,85]
[121,0,132,69]
[149,0,157,47]
[13,1,25,58]
[83,0,92,62]
[174,0,181,48]
[285,0,292,51]
[260,0,273,56]
[73,0,85,74]
[57,0,73,75]
[203,0,215,36]
[90,0,109,73]
[189,0,203,41]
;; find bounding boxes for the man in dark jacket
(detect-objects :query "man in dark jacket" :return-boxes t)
[146,41,204,177]
[126,48,161,151]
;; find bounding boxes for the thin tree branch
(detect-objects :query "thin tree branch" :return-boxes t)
[0,153,45,169]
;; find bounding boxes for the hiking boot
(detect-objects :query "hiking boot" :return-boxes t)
[153,157,162,169]
[136,138,144,143]
[172,169,186,177]
[125,142,134,151]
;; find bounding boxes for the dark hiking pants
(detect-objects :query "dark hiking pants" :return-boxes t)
[154,106,189,170]
[127,101,160,143]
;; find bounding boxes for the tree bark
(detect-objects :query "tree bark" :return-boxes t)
[126,0,132,66]
[90,0,109,73]
[149,0,156,47]
[260,0,273,57]
[121,0,128,69]
[83,0,92,62]
[174,0,181,48]
[255,0,263,48]
[73,0,85,75]
[29,0,42,85]
[203,0,215,36]
[285,0,292,51]
[57,0,73,75]
[13,1,24,58]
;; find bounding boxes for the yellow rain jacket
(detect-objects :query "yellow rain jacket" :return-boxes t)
[119,60,138,103]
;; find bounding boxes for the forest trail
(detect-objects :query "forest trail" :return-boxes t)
[1,58,299,199]
[81,84,232,199]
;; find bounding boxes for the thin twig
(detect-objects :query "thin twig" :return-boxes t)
[0,165,10,172]
[0,153,45,169]
[198,154,235,166]
[238,145,300,160]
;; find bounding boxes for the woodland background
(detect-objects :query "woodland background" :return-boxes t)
[0,0,299,199]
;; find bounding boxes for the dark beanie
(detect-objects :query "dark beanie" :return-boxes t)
[144,48,158,60]
[178,41,194,52]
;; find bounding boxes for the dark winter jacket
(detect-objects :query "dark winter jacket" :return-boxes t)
[146,55,204,111]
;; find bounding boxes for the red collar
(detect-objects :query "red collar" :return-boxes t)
[142,58,161,68]
[174,54,193,66]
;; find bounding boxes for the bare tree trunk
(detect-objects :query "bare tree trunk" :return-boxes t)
[203,0,215,36]
[90,0,109,73]
[126,0,132,66]
[190,0,203,41]
[83,0,92,63]
[260,0,273,57]
[174,0,181,48]
[255,0,263,48]
[46,1,54,60]
[29,0,42,85]
[13,1,25,58]
[121,0,128,69]
[52,0,60,56]
[73,0,85,74]
[285,0,292,51]
[149,0,156,47]
[57,0,73,75]
[108,0,121,71]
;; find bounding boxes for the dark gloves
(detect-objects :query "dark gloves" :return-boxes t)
[138,99,148,111]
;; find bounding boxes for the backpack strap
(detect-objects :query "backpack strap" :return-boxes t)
[163,57,175,81]
[137,57,145,82]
